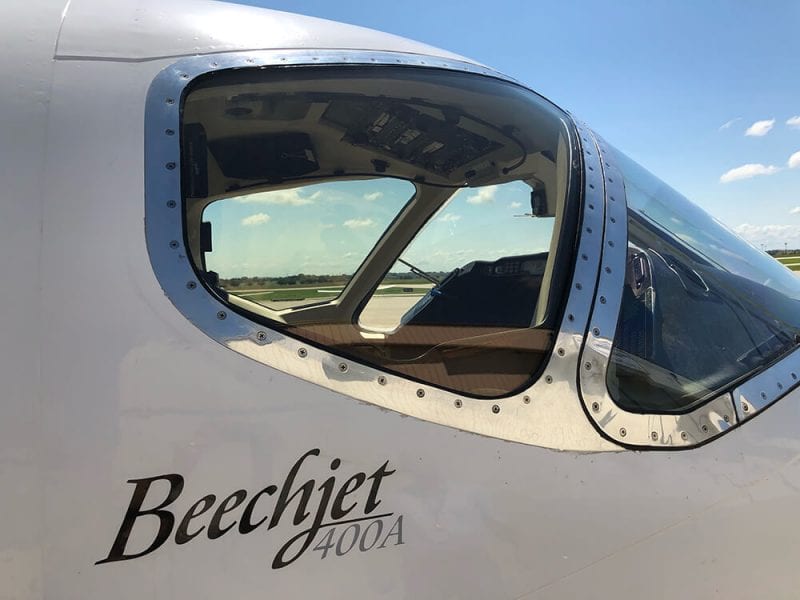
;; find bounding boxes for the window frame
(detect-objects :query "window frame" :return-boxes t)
[145,49,614,451]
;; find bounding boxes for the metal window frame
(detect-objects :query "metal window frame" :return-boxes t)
[145,48,622,451]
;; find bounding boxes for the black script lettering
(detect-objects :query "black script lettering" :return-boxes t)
[268,448,320,529]
[270,457,342,568]
[330,473,365,520]
[378,515,404,548]
[175,494,216,544]
[208,490,247,539]
[96,474,184,564]
[365,461,396,514]
[238,485,277,534]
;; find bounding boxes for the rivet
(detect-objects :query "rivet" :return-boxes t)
[793,372,798,380]
[610,217,616,224]
[338,362,348,373]
[581,254,588,261]
[185,281,196,289]
[165,162,176,170]
[599,296,606,304]
[589,185,595,191]
[523,395,531,404]
[377,375,387,385]
[165,129,175,136]
[166,200,177,208]
[586,227,593,234]
[297,348,308,358]
[651,431,658,441]
[591,401,600,412]
[610,196,615,202]
[619,427,627,438]
[588,165,594,171]
[588,203,595,209]
[169,240,179,249]
[567,314,575,322]
[778,382,784,390]
[211,62,218,67]
[179,73,188,79]
[760,391,767,400]
[604,266,612,274]
[165,98,175,105]
[584,362,592,371]
[492,404,500,414]
[416,389,425,398]
[256,331,267,342]
[545,375,553,384]
[454,399,462,408]
[575,283,583,290]
[680,431,688,441]
[608,240,615,248]
[592,328,600,336]
[608,178,614,183]
[723,414,730,423]
[557,347,565,356]
[216,311,226,320]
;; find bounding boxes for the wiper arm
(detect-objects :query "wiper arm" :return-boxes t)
[398,258,441,285]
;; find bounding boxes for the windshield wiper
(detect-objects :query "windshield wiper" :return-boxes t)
[398,258,441,285]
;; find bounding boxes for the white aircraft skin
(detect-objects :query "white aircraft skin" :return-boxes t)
[3,1,800,598]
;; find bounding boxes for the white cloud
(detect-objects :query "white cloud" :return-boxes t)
[789,151,800,169]
[734,223,800,248]
[466,186,497,205]
[241,212,271,226]
[787,116,800,129]
[510,201,523,209]
[343,218,375,229]
[363,191,383,201]
[438,213,461,223]
[790,207,800,215]
[719,117,741,131]
[745,119,776,137]
[719,163,780,183]
[235,188,314,205]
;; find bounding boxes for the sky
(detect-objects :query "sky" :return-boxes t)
[226,0,800,252]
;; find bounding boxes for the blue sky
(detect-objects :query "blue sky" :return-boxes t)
[228,0,800,251]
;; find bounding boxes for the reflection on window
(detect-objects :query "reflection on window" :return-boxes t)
[608,152,800,413]
[181,65,576,398]
[202,179,414,310]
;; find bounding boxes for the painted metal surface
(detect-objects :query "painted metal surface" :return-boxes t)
[2,0,800,598]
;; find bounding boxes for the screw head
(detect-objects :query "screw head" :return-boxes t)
[165,128,175,136]
[186,281,196,289]
[492,404,500,414]
[166,200,177,208]
[165,162,176,170]
[523,395,531,404]
[760,391,767,400]
[592,328,600,336]
[165,98,175,105]
[584,362,592,371]
[416,389,425,398]
[680,431,688,441]
[454,399,462,408]
[651,431,658,441]
[599,296,607,304]
[742,403,750,413]
[591,401,600,412]
[619,427,627,438]
[169,240,179,249]
[338,362,348,373]
[216,311,226,320]
[377,375,387,385]
[557,347,565,356]
[723,414,730,423]
[701,424,709,433]
[297,348,307,358]
[256,331,267,342]
[545,375,553,384]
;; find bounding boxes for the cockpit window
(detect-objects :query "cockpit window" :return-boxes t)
[608,150,800,413]
[181,66,577,398]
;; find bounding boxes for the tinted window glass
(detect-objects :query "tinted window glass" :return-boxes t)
[181,66,576,397]
[608,151,800,412]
